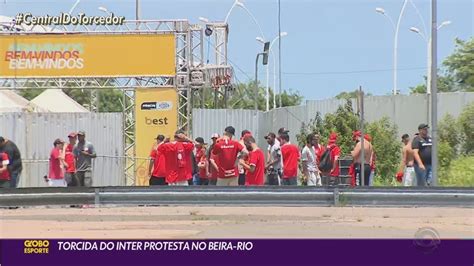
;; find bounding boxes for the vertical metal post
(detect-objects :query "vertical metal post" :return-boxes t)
[255,53,262,111]
[278,0,282,107]
[359,86,365,186]
[431,0,438,186]
[426,39,432,125]
[136,0,140,20]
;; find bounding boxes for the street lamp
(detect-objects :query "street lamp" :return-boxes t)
[224,0,243,23]
[98,6,112,15]
[409,21,451,93]
[198,17,209,23]
[68,0,81,15]
[257,32,288,110]
[235,1,265,40]
[376,0,408,95]
[409,20,451,124]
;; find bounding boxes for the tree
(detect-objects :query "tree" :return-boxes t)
[194,80,303,111]
[335,90,372,100]
[18,79,124,112]
[297,100,401,182]
[409,75,455,93]
[437,102,474,186]
[458,102,474,155]
[411,37,474,94]
[443,38,474,92]
[365,117,400,184]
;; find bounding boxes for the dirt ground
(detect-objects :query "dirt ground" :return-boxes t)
[1,206,473,239]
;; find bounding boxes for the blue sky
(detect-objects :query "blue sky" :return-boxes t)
[2,0,473,100]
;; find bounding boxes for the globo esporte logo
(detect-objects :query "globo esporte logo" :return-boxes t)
[24,240,50,254]
[5,43,85,70]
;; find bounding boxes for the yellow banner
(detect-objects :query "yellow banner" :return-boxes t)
[0,34,175,77]
[135,88,178,186]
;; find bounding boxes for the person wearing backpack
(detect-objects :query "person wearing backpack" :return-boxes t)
[320,132,341,186]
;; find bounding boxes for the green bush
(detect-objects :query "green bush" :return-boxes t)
[439,156,474,186]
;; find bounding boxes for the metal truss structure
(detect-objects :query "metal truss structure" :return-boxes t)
[0,18,234,185]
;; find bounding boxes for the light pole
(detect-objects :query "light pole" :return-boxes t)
[224,0,241,23]
[235,1,266,41]
[68,0,81,14]
[376,0,408,95]
[98,6,112,15]
[257,32,287,110]
[410,21,451,94]
[410,21,451,126]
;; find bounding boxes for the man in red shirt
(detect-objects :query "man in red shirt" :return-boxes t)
[194,137,208,185]
[213,126,244,186]
[48,138,67,187]
[158,131,195,186]
[0,152,10,188]
[239,135,264,186]
[64,132,78,187]
[238,130,252,186]
[207,133,220,186]
[325,132,341,186]
[280,133,300,185]
[148,135,167,186]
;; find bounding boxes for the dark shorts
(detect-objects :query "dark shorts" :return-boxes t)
[149,176,167,186]
[281,177,297,186]
[200,178,209,186]
[209,179,217,186]
[266,172,280,185]
[238,173,246,186]
[354,163,371,186]
[65,172,79,187]
[76,171,93,187]
[9,170,21,188]
[0,180,11,188]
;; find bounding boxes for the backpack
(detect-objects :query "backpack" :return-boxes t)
[319,146,334,172]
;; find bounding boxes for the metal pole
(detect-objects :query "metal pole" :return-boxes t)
[359,86,365,186]
[278,0,282,107]
[273,50,277,109]
[136,0,140,20]
[393,0,409,95]
[255,53,262,111]
[265,62,270,111]
[426,38,432,124]
[431,0,438,186]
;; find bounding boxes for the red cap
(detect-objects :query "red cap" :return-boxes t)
[364,134,372,141]
[352,130,361,140]
[68,132,77,138]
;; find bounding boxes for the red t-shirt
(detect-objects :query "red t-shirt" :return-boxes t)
[64,144,75,173]
[209,149,219,180]
[213,139,243,178]
[0,152,10,181]
[245,148,265,186]
[149,144,166,177]
[314,144,325,165]
[195,147,207,179]
[327,144,341,177]
[158,142,194,183]
[49,148,64,179]
[281,144,300,179]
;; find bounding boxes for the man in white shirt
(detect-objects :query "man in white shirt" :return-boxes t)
[301,133,322,186]
[264,132,282,186]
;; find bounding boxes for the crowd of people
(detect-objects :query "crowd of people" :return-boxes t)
[0,122,433,188]
[0,131,96,188]
[148,126,360,187]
